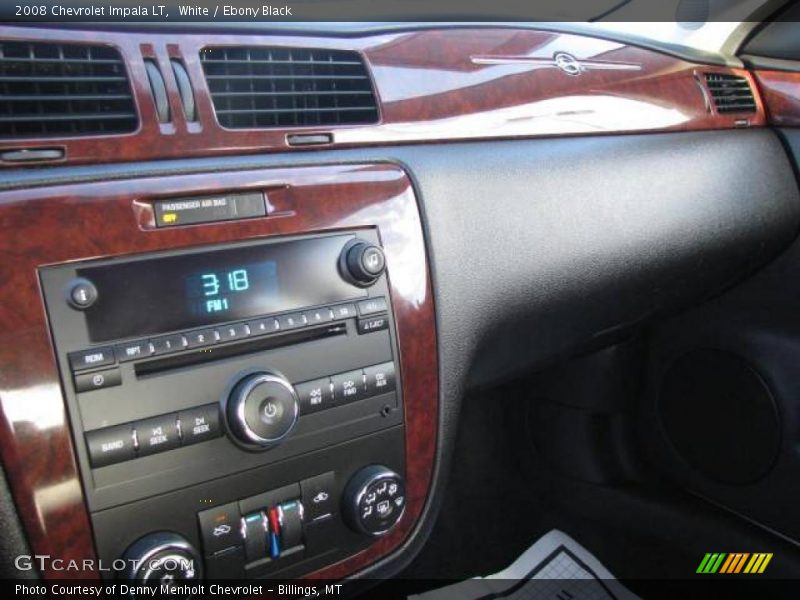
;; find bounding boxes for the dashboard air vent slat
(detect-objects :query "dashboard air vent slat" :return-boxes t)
[0,41,137,138]
[200,46,379,129]
[704,73,756,114]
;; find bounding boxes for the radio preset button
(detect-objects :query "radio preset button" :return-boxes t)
[278,313,306,331]
[74,367,121,393]
[357,315,389,335]
[296,378,334,414]
[69,347,115,372]
[179,404,221,446]
[305,308,334,325]
[217,323,249,342]
[364,362,397,397]
[332,304,357,320]
[247,317,280,336]
[86,423,135,468]
[135,413,180,457]
[186,329,217,348]
[115,340,152,362]
[151,334,187,355]
[357,297,388,317]
[332,369,366,405]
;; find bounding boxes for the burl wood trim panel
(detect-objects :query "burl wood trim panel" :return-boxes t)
[755,70,800,127]
[0,25,765,167]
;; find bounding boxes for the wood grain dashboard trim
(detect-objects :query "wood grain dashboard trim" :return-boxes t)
[754,70,800,127]
[0,163,437,580]
[0,25,765,168]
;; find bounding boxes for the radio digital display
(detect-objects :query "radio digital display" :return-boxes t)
[185,261,279,318]
[78,235,367,342]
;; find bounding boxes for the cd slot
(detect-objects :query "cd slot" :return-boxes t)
[135,323,347,377]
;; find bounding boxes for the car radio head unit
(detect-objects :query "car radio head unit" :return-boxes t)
[40,229,407,581]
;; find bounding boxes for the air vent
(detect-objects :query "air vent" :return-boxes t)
[704,73,756,114]
[0,41,137,138]
[200,46,379,129]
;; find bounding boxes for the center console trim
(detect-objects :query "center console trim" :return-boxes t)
[0,162,437,580]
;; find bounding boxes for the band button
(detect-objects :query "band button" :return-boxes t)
[86,423,135,468]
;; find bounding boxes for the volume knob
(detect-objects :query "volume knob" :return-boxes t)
[223,372,299,450]
[340,239,386,287]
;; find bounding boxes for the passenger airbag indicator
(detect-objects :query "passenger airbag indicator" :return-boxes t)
[154,192,266,228]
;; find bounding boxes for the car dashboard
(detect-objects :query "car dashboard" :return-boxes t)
[1,20,800,586]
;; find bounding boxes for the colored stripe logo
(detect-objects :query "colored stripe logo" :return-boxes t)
[697,553,773,574]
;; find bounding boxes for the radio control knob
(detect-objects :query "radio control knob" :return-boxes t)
[340,239,386,286]
[121,532,202,586]
[223,372,299,450]
[343,465,405,536]
[66,277,98,310]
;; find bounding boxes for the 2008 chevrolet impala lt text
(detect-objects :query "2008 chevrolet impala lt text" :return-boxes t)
[1,1,800,599]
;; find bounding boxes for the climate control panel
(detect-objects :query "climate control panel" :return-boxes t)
[118,463,406,582]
